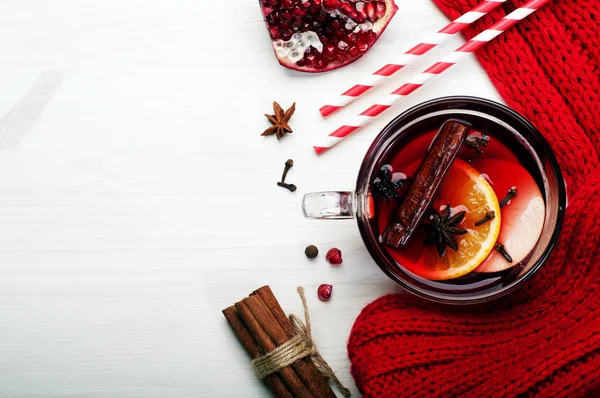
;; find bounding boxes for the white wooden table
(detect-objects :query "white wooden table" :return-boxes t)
[0,1,503,396]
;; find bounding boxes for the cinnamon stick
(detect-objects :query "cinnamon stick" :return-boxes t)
[253,286,336,398]
[235,300,314,398]
[222,306,293,398]
[382,119,471,248]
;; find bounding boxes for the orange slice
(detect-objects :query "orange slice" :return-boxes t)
[417,159,501,280]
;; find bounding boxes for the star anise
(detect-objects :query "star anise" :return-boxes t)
[424,203,468,258]
[261,101,295,140]
[372,166,407,201]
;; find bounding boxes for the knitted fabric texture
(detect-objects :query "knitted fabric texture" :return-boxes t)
[347,0,600,397]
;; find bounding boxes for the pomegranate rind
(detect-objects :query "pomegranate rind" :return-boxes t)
[261,0,399,73]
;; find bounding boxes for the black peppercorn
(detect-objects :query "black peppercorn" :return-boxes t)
[305,245,319,259]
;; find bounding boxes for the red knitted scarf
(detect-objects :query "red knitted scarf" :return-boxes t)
[347,1,600,396]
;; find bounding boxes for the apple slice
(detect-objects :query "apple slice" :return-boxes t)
[474,159,546,273]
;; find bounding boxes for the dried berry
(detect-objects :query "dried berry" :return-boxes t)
[325,248,343,265]
[372,165,407,202]
[317,284,333,302]
[305,245,319,259]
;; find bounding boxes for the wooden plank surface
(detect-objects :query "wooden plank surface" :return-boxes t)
[0,0,503,396]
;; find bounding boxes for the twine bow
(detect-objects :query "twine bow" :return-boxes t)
[251,287,351,397]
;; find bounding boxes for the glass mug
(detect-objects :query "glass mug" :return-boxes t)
[303,97,567,305]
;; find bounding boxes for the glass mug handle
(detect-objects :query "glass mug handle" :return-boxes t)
[302,191,355,219]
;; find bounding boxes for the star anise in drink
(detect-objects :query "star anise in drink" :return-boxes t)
[372,166,407,202]
[424,203,468,257]
[261,101,296,140]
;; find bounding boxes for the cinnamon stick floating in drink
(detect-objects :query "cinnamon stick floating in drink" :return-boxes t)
[252,286,336,398]
[222,306,293,398]
[382,119,471,248]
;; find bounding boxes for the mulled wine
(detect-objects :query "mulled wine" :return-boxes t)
[303,97,565,303]
[368,119,547,293]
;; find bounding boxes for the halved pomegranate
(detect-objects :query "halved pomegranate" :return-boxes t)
[259,0,398,73]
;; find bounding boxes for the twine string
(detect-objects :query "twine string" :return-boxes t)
[251,287,351,397]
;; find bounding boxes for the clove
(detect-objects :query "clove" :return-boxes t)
[281,159,294,183]
[495,243,513,263]
[277,182,297,192]
[466,133,490,163]
[499,187,518,208]
[475,210,496,226]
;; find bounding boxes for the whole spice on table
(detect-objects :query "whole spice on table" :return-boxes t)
[262,102,295,140]
[305,245,319,259]
[223,286,349,397]
[281,159,294,182]
[382,120,471,248]
[277,159,297,192]
[277,182,297,192]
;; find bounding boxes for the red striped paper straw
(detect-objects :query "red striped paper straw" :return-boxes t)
[314,0,550,155]
[319,0,507,118]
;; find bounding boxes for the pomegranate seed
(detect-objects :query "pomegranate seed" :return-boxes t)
[338,41,348,51]
[324,43,337,58]
[269,11,280,23]
[280,10,293,20]
[366,2,376,21]
[270,0,280,7]
[316,59,326,69]
[334,29,345,39]
[269,26,280,38]
[301,22,312,30]
[315,10,327,23]
[340,3,357,18]
[376,2,386,18]
[279,21,290,29]
[301,1,311,9]
[296,59,307,67]
[312,0,321,5]
[317,284,333,301]
[357,41,369,52]
[354,13,366,23]
[282,0,294,8]
[326,248,343,265]
[330,19,342,30]
[293,8,307,17]
[282,28,293,40]
[348,46,358,56]
[323,0,341,10]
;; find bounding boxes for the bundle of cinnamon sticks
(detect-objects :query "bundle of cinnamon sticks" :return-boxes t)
[222,286,337,398]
